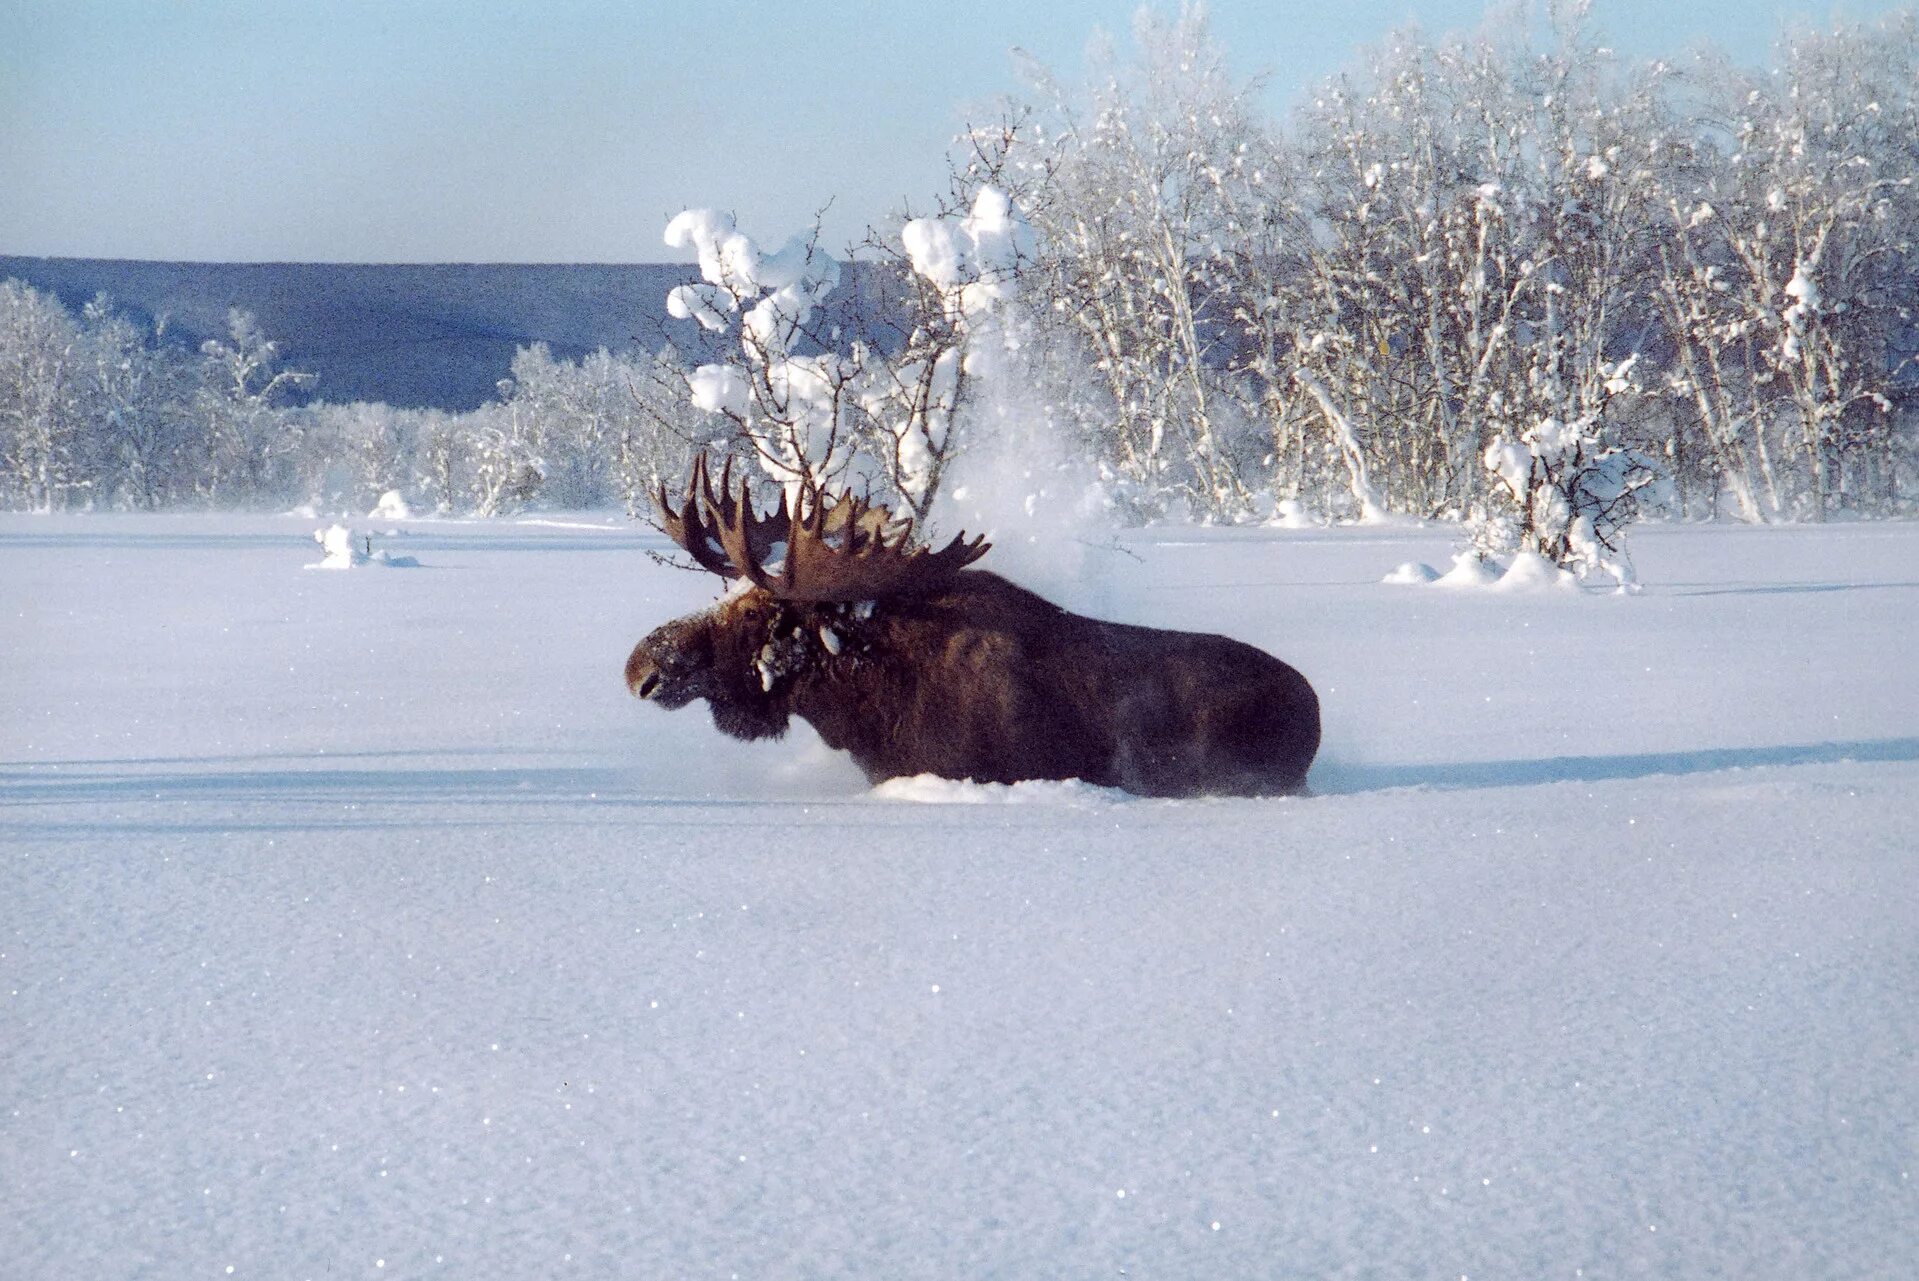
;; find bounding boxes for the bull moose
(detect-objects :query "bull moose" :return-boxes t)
[625,456,1321,797]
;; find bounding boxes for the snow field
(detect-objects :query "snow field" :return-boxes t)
[2,514,1915,1278]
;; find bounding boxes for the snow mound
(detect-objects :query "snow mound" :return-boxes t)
[1411,550,1581,592]
[1270,498,1323,529]
[368,490,410,520]
[1432,550,1502,588]
[1382,560,1441,585]
[1491,549,1581,593]
[872,774,1132,806]
[306,524,420,570]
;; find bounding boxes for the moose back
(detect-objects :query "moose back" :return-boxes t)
[626,457,1321,797]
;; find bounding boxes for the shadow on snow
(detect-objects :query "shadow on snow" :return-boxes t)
[1322,736,1919,794]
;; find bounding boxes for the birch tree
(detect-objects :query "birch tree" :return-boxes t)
[197,309,314,505]
[1724,17,1918,518]
[1018,2,1267,517]
[0,281,85,510]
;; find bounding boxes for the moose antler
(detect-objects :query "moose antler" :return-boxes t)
[655,453,785,577]
[657,453,989,602]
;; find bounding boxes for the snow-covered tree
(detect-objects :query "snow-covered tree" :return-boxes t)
[659,190,1036,521]
[308,400,424,510]
[1640,17,1919,521]
[1645,84,1785,523]
[78,297,199,509]
[196,308,314,506]
[1290,6,1672,532]
[1724,17,1918,518]
[414,409,469,514]
[856,186,1035,518]
[0,281,86,510]
[465,395,543,517]
[1015,2,1270,518]
[662,210,859,503]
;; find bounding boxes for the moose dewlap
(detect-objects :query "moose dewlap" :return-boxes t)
[626,456,1321,798]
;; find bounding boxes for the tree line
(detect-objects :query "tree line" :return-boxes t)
[981,4,1918,550]
[3,4,1915,563]
[0,287,704,516]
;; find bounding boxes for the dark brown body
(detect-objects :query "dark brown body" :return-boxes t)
[627,569,1319,798]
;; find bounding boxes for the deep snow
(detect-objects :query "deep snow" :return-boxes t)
[3,514,1914,1279]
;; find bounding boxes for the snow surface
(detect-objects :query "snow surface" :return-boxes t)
[3,514,1915,1279]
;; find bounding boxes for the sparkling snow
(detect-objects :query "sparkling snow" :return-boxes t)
[3,514,1914,1279]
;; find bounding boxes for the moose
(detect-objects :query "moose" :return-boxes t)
[625,456,1321,797]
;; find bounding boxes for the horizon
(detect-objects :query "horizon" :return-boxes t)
[3,252,723,268]
[5,0,1913,265]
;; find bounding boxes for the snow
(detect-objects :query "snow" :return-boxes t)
[663,209,761,291]
[900,186,1033,320]
[685,362,749,418]
[4,513,1915,1279]
[1433,548,1502,588]
[1381,559,1441,584]
[369,491,411,521]
[1484,437,1533,495]
[1490,548,1580,592]
[1271,497,1323,529]
[1405,549,1599,594]
[872,774,1130,806]
[664,283,735,333]
[1783,260,1821,358]
[306,524,420,570]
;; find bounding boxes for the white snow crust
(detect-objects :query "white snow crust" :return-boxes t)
[3,514,1914,1279]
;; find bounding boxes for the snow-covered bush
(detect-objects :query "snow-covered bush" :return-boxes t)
[659,189,1035,520]
[662,209,855,502]
[307,524,418,569]
[1481,411,1668,586]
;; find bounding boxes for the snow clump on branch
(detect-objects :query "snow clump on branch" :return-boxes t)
[900,186,1035,324]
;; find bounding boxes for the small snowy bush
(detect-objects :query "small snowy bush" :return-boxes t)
[661,188,1033,521]
[1479,411,1669,588]
[307,525,418,570]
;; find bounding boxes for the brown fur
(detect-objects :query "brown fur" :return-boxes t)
[626,569,1320,798]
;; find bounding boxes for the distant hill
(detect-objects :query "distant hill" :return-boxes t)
[0,257,892,412]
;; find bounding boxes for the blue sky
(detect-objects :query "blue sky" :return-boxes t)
[2,0,1908,262]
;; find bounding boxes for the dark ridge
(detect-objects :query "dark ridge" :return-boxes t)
[0,257,906,412]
